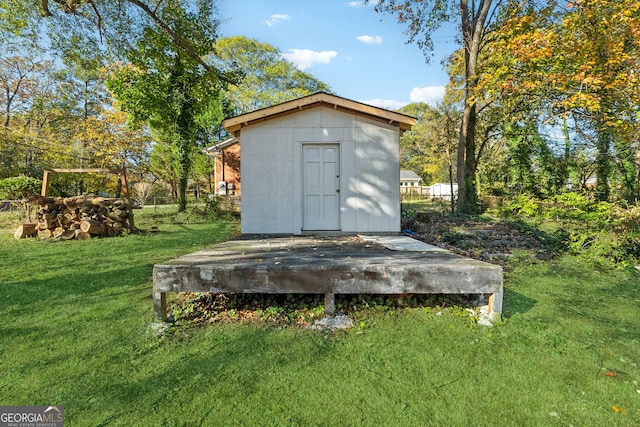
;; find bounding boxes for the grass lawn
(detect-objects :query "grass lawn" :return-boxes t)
[1,209,639,425]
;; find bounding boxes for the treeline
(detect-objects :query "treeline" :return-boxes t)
[0,1,329,210]
[2,1,638,212]
[381,0,639,210]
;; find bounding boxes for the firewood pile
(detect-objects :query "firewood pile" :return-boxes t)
[14,195,133,240]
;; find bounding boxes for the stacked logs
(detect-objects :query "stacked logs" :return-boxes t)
[14,196,133,240]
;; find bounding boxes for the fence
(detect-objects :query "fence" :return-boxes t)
[400,186,431,200]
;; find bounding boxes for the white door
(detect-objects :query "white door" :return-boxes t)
[303,144,340,230]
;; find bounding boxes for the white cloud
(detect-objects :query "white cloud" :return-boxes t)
[358,86,447,111]
[356,35,383,45]
[281,49,338,70]
[409,86,446,106]
[346,1,364,7]
[359,98,407,110]
[265,14,290,26]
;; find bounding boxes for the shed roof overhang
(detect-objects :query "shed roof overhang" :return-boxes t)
[222,92,417,137]
[204,137,239,156]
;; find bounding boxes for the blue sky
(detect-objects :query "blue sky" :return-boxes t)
[218,0,458,109]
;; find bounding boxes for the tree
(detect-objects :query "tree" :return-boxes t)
[79,106,150,170]
[0,53,43,175]
[0,53,51,129]
[479,0,640,201]
[0,51,62,178]
[502,121,561,197]
[0,47,152,195]
[149,140,178,200]
[399,103,458,181]
[214,36,332,115]
[558,0,640,201]
[106,1,225,212]
[0,1,232,83]
[398,103,440,182]
[369,0,505,213]
[400,102,459,212]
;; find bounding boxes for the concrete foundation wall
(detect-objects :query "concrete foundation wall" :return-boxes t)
[240,107,400,234]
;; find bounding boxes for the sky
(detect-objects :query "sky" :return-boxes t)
[218,0,459,110]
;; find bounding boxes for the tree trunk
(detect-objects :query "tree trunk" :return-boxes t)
[61,229,76,240]
[457,102,479,213]
[80,219,105,235]
[595,128,611,201]
[446,145,455,214]
[456,0,490,214]
[178,173,188,212]
[560,118,571,191]
[14,223,37,239]
[38,229,52,239]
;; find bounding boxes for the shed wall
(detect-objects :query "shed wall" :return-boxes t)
[241,107,400,234]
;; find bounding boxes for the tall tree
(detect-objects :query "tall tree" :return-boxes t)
[214,36,332,115]
[0,54,49,128]
[369,0,505,213]
[106,1,225,212]
[399,102,459,184]
[0,1,223,78]
[0,51,58,177]
[479,0,640,201]
[1,1,235,89]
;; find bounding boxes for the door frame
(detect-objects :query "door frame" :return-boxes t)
[301,142,341,231]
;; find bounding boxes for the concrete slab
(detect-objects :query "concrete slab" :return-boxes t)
[152,234,503,322]
[359,235,449,252]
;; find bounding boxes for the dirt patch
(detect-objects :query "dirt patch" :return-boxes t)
[402,212,562,267]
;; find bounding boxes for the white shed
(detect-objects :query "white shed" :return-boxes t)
[430,183,458,200]
[222,92,416,235]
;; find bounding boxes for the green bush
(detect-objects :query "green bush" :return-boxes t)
[504,192,640,269]
[0,175,42,200]
[506,194,540,219]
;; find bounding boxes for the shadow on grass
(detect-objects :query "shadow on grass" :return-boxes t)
[504,257,640,351]
[553,270,640,344]
[1,265,151,307]
[502,287,537,317]
[115,326,338,402]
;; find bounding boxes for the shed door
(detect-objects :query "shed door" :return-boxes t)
[303,144,340,230]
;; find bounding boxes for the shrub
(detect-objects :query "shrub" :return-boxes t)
[0,175,42,200]
[505,194,540,220]
[504,192,640,269]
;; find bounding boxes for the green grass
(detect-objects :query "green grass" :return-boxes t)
[1,211,639,425]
